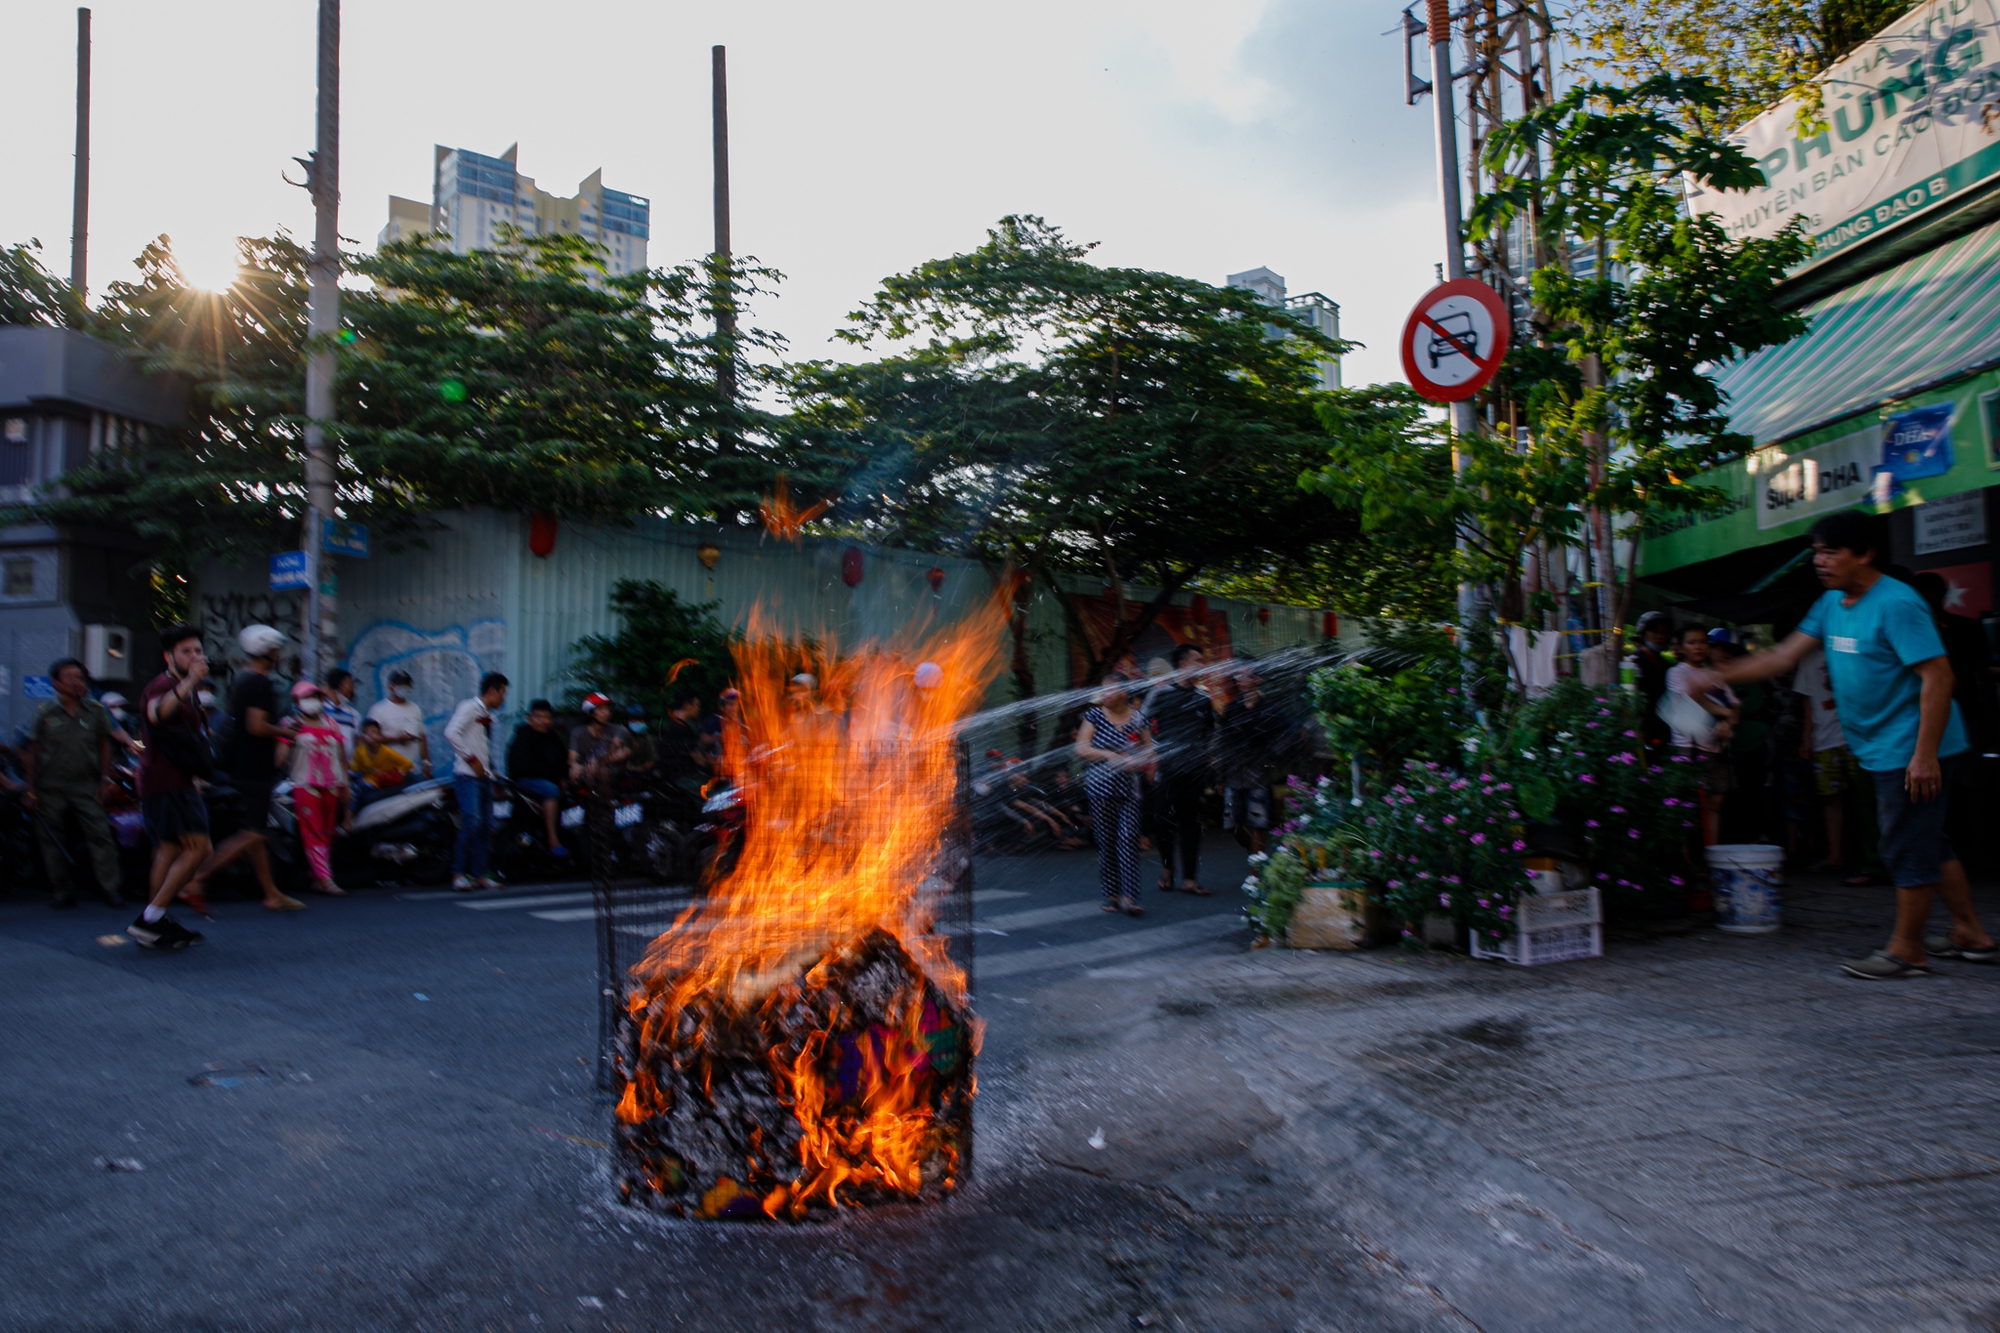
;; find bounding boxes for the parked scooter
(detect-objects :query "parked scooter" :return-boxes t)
[271,776,458,887]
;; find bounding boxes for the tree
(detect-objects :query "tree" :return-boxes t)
[1566,0,1915,132]
[343,233,784,523]
[3,229,785,571]
[566,580,736,717]
[0,240,86,328]
[1463,75,1814,641]
[789,216,1363,684]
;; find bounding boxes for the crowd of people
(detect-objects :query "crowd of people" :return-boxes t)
[972,645,1305,918]
[1649,511,1997,978]
[0,620,733,939]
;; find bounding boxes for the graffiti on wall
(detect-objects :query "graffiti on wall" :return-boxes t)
[198,590,306,694]
[341,618,507,770]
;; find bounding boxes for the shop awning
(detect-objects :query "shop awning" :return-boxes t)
[1716,218,2000,445]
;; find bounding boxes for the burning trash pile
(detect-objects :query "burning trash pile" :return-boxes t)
[614,597,1006,1220]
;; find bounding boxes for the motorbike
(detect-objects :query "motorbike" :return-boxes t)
[683,781,745,887]
[566,775,703,885]
[270,776,458,887]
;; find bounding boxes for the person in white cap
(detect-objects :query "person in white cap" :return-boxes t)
[184,624,303,913]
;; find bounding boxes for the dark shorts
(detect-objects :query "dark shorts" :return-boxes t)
[232,780,276,833]
[142,789,209,845]
[514,778,560,802]
[1868,752,1963,888]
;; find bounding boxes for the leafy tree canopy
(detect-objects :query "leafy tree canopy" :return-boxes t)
[1566,0,1917,131]
[2,229,782,569]
[565,579,736,717]
[788,215,1367,676]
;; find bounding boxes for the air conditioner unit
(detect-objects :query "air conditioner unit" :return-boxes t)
[83,624,132,681]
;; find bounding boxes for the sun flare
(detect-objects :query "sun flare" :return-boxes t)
[174,236,242,294]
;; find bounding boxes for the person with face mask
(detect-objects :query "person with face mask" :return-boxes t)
[286,681,352,895]
[96,692,143,763]
[184,624,304,913]
[366,669,431,778]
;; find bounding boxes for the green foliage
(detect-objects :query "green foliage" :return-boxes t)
[565,579,736,718]
[788,215,1363,678]
[1356,759,1535,945]
[1502,679,1701,908]
[13,235,316,567]
[0,240,86,328]
[6,229,784,570]
[1309,657,1467,780]
[1242,789,1372,940]
[1242,841,1311,941]
[345,232,784,522]
[1566,0,1915,132]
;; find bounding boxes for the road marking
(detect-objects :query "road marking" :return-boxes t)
[397,880,596,903]
[975,900,1111,931]
[977,913,1242,980]
[457,892,595,912]
[972,889,1027,904]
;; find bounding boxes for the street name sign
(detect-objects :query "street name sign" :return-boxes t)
[1401,278,1511,403]
[269,551,310,591]
[323,519,369,558]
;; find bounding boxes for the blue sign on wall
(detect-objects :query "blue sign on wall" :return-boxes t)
[22,674,55,700]
[323,519,369,558]
[270,551,310,591]
[1879,404,1954,484]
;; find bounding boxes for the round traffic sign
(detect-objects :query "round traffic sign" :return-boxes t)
[1400,278,1511,403]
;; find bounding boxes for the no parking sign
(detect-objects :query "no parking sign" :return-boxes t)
[1400,278,1511,403]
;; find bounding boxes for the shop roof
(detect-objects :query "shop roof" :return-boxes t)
[1716,218,2000,446]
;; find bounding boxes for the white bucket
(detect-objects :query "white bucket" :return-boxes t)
[1705,844,1784,934]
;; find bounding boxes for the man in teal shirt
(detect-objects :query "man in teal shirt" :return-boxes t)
[1688,510,1995,978]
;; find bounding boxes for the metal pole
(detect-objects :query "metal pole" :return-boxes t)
[1428,0,1482,633]
[711,44,737,409]
[301,0,341,681]
[70,8,90,300]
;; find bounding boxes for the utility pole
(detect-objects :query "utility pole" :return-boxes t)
[712,44,736,409]
[1424,0,1481,634]
[299,0,341,680]
[71,8,90,299]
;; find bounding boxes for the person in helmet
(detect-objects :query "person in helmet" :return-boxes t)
[185,624,304,912]
[622,702,659,775]
[568,692,631,790]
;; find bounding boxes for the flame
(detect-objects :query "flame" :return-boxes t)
[758,474,832,542]
[618,582,1011,1216]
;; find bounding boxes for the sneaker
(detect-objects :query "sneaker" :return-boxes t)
[128,913,203,950]
[549,845,572,859]
[451,875,476,892]
[476,876,501,890]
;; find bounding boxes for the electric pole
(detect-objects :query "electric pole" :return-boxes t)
[71,8,90,300]
[299,0,341,680]
[712,44,736,410]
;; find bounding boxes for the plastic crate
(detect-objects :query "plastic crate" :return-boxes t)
[1470,887,1604,966]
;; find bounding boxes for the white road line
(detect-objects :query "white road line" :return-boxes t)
[972,889,1027,904]
[397,880,596,902]
[976,913,1242,980]
[974,901,1111,932]
[456,892,596,912]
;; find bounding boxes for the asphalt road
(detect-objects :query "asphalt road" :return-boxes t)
[7,839,1458,1333]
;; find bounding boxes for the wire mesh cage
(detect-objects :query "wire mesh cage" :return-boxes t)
[591,742,980,1217]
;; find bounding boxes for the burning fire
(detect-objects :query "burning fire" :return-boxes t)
[615,588,1009,1219]
[756,475,832,542]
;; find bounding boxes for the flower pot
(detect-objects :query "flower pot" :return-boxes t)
[1287,881,1379,950]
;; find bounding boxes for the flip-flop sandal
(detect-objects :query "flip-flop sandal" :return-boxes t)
[1101,903,1120,913]
[1843,873,1881,887]
[1180,884,1212,896]
[1841,949,1930,979]
[1121,899,1145,917]
[1928,933,1999,962]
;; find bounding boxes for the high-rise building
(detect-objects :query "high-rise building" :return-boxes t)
[1225,267,1343,391]
[378,143,651,278]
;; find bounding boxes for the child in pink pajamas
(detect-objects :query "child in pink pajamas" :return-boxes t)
[286,681,351,895]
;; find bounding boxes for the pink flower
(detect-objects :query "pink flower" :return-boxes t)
[1471,832,1487,845]
[1669,875,1683,886]
[1586,819,1600,828]
[1578,774,1595,784]
[1510,840,1526,851]
[1438,893,1450,906]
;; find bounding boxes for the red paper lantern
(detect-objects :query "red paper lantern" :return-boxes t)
[925,566,945,592]
[1256,606,1271,626]
[1188,594,1209,622]
[841,546,865,587]
[528,511,557,558]
[1323,611,1339,638]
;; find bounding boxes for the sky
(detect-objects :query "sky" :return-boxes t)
[1,0,1447,388]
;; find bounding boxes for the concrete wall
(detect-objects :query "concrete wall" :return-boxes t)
[192,509,1349,764]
